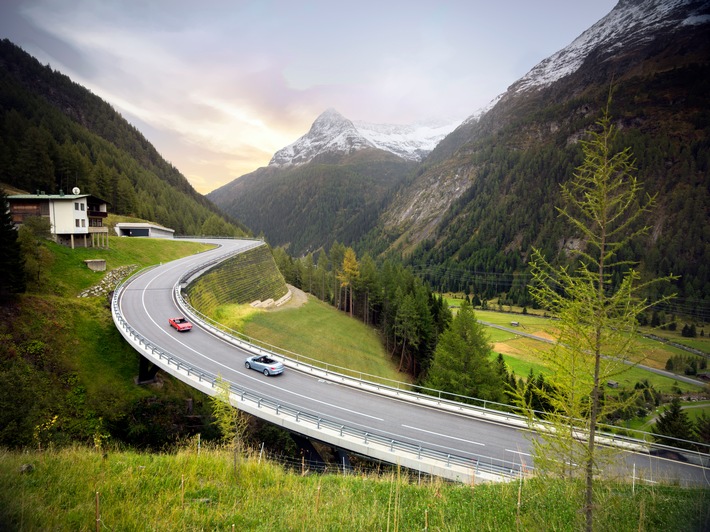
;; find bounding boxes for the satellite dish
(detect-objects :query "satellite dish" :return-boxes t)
[72,187,80,195]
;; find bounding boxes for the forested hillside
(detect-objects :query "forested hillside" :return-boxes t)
[0,39,246,236]
[209,149,415,255]
[205,2,709,322]
[373,6,710,319]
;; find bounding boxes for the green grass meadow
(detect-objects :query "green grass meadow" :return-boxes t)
[42,235,214,296]
[239,296,407,385]
[1,445,707,531]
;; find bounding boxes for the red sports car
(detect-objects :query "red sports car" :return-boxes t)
[168,317,192,332]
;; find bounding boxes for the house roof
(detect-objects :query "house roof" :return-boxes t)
[8,193,107,203]
[115,222,175,233]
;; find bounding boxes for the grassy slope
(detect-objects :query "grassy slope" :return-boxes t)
[41,235,212,296]
[239,295,407,384]
[3,240,709,529]
[1,236,217,447]
[1,446,707,531]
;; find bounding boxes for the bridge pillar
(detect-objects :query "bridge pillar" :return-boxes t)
[137,354,159,384]
[290,434,327,473]
[335,447,353,474]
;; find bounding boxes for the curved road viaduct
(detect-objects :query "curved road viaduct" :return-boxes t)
[113,238,710,486]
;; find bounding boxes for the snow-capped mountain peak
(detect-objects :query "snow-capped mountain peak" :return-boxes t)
[269,109,461,167]
[354,118,462,162]
[511,0,710,94]
[269,108,375,167]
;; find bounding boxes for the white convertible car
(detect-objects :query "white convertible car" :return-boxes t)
[244,355,285,376]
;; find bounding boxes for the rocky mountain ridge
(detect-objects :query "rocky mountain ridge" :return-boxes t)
[510,0,709,95]
[382,0,710,247]
[210,0,709,313]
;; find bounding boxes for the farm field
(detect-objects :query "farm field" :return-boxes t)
[443,299,707,396]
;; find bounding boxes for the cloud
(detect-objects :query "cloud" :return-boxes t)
[0,0,618,193]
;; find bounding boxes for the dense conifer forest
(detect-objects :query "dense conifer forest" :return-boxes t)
[381,64,710,321]
[0,39,245,237]
[208,151,416,255]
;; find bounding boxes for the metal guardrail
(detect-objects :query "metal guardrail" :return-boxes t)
[113,283,526,482]
[177,238,265,283]
[112,239,710,483]
[174,282,678,458]
[178,293,531,422]
[111,242,528,483]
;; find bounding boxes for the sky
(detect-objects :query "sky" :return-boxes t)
[1,0,617,194]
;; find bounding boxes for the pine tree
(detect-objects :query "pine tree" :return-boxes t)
[424,300,502,402]
[0,191,26,300]
[329,242,346,310]
[316,249,329,302]
[358,253,379,325]
[394,292,419,373]
[694,412,710,447]
[17,216,52,290]
[653,398,695,449]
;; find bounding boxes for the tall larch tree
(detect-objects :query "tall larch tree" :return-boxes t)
[337,247,359,317]
[522,96,675,532]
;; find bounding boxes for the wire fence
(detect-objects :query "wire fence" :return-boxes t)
[112,238,710,485]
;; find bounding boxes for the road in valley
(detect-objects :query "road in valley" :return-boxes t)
[116,239,709,486]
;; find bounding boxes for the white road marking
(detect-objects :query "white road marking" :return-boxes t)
[123,263,383,422]
[402,425,485,446]
[506,449,532,457]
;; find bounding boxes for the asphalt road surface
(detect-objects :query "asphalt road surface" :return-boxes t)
[116,238,710,487]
